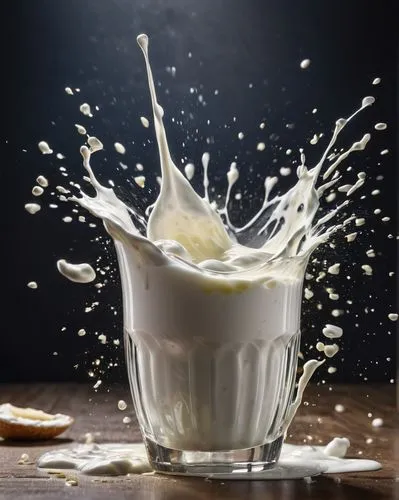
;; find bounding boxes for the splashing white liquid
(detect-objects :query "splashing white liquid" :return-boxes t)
[25,203,41,215]
[57,259,96,283]
[41,34,382,478]
[38,141,53,155]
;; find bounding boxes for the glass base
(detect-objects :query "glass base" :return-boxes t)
[144,436,283,475]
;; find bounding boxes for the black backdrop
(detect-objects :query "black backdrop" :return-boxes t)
[3,0,397,384]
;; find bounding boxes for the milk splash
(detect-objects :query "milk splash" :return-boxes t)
[38,33,382,477]
[75,34,373,282]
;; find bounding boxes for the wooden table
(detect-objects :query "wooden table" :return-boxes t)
[0,383,397,499]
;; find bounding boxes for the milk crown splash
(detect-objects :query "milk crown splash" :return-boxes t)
[74,34,374,285]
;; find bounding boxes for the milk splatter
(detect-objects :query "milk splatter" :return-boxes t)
[38,141,53,154]
[57,259,96,283]
[114,142,126,154]
[300,59,311,69]
[140,116,149,128]
[25,203,41,215]
[80,103,93,117]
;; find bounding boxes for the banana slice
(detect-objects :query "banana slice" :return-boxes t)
[0,403,74,440]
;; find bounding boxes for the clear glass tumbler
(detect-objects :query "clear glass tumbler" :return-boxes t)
[121,247,303,475]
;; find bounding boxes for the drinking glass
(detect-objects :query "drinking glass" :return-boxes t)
[121,244,304,476]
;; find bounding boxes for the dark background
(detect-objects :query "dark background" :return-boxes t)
[3,0,397,385]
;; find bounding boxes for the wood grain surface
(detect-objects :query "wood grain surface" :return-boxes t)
[0,383,397,500]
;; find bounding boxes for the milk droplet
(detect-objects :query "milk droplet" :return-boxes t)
[334,404,345,413]
[27,281,38,289]
[380,149,389,155]
[316,342,325,352]
[78,329,86,336]
[361,264,373,276]
[38,141,53,154]
[36,175,48,188]
[304,288,314,300]
[114,142,126,154]
[345,232,357,242]
[310,134,319,145]
[238,132,244,140]
[65,87,74,95]
[118,400,127,411]
[372,77,381,85]
[87,136,103,152]
[122,416,131,424]
[323,437,350,458]
[323,324,343,339]
[75,124,87,135]
[134,176,146,188]
[300,59,311,69]
[324,344,339,358]
[25,203,41,215]
[374,122,387,130]
[80,103,93,117]
[140,116,150,128]
[280,167,291,176]
[371,418,383,428]
[184,163,195,180]
[328,366,337,374]
[93,380,102,390]
[98,334,107,344]
[256,142,266,151]
[355,218,365,227]
[57,259,96,283]
[388,313,398,321]
[327,263,340,275]
[325,192,336,203]
[63,216,73,223]
[32,186,44,197]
